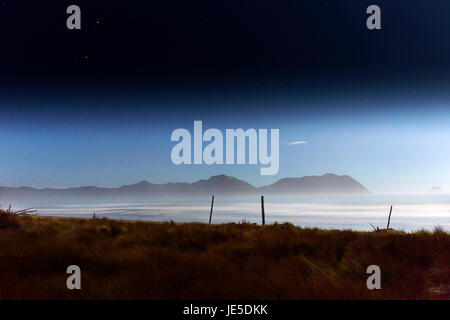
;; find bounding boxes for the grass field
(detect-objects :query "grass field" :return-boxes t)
[0,208,448,299]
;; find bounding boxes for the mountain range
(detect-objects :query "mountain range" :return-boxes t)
[0,174,369,202]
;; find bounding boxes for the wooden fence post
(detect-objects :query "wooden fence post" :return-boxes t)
[209,195,215,225]
[387,205,393,229]
[261,195,265,226]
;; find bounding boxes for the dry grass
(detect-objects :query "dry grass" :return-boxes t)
[0,206,36,230]
[0,211,448,300]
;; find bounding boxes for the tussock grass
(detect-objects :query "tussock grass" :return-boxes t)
[0,216,448,299]
[0,206,36,230]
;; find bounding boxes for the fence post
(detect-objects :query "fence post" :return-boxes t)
[387,205,393,229]
[209,195,215,225]
[261,195,265,226]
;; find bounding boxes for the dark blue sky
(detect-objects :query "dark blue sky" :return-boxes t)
[1,1,450,193]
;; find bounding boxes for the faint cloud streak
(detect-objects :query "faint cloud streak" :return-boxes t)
[287,141,308,145]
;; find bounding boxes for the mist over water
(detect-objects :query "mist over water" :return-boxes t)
[10,195,450,231]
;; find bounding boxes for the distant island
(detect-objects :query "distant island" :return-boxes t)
[0,173,369,202]
[430,186,443,194]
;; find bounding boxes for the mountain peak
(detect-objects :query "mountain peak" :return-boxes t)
[322,173,338,177]
[261,173,369,195]
[189,174,256,194]
[208,174,237,181]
